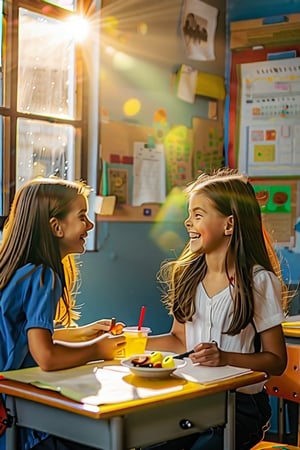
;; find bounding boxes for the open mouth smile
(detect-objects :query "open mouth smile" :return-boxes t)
[189,233,200,239]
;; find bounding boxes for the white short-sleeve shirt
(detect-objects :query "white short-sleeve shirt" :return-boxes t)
[186,268,284,351]
[185,268,285,393]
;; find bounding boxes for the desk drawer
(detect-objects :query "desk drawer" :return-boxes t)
[125,392,226,448]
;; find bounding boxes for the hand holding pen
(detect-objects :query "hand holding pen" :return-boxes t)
[189,340,225,367]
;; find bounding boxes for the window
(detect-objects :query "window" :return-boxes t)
[42,0,77,12]
[0,0,100,220]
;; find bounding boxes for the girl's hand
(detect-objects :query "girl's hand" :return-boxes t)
[77,319,115,339]
[190,341,226,367]
[79,319,125,338]
[29,327,127,370]
[53,319,125,342]
[95,334,126,360]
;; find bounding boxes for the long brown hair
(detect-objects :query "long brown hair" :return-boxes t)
[159,168,288,335]
[0,177,90,326]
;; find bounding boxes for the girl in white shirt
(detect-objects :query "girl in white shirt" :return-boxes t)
[147,168,288,450]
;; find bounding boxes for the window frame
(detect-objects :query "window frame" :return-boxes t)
[0,0,99,214]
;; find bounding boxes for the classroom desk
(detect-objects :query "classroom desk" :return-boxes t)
[283,320,300,345]
[283,327,300,339]
[0,366,266,450]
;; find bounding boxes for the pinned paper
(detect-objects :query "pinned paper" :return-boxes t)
[176,66,225,103]
[132,142,166,206]
[176,64,198,103]
[181,0,218,61]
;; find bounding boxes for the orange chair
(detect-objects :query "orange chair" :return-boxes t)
[251,344,300,450]
[252,443,299,449]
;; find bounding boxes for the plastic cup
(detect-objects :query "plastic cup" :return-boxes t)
[123,326,151,357]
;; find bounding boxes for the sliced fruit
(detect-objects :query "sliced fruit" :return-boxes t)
[149,351,163,364]
[110,323,124,335]
[153,361,162,368]
[161,355,175,368]
[131,356,151,367]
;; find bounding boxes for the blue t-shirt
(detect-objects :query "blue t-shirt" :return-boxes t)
[0,263,62,450]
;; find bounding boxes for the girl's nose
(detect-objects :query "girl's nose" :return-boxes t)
[87,217,94,231]
[184,217,191,228]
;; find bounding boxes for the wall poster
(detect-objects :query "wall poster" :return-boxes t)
[238,57,300,176]
[181,0,218,61]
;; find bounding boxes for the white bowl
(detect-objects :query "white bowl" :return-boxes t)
[121,353,186,379]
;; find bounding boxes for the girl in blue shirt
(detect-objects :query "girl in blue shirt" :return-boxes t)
[0,177,126,450]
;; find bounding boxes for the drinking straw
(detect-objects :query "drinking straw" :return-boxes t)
[138,306,146,330]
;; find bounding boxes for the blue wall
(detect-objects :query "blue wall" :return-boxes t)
[77,0,300,334]
[77,0,226,334]
[78,221,187,333]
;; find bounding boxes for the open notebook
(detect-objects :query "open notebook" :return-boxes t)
[0,361,253,406]
[174,359,252,384]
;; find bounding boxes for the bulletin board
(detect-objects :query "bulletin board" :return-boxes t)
[99,112,224,222]
[228,15,300,168]
[100,121,154,159]
[192,114,224,175]
[252,178,299,246]
[238,57,300,176]
[99,121,160,222]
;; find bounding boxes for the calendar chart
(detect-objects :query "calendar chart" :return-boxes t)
[238,57,300,176]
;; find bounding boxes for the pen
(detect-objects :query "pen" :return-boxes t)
[174,350,195,360]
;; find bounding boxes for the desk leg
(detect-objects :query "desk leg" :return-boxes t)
[297,403,300,447]
[110,416,124,450]
[278,397,284,442]
[224,390,235,450]
[5,396,17,450]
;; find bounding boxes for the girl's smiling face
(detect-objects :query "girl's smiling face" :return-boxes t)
[53,195,94,258]
[184,192,232,254]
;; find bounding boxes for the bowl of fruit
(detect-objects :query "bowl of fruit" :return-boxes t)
[121,351,186,378]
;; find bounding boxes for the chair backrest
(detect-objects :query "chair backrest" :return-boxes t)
[265,344,300,403]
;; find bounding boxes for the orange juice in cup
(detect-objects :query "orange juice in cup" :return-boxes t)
[123,326,151,357]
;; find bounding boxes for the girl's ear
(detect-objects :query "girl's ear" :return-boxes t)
[224,215,234,236]
[49,217,63,238]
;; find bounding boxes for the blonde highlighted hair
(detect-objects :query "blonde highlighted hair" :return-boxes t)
[158,168,288,334]
[0,177,91,327]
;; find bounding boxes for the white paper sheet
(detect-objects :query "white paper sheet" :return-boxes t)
[177,64,198,103]
[132,142,166,206]
[174,358,253,384]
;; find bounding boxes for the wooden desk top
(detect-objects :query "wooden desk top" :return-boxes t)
[282,317,300,338]
[283,326,300,338]
[0,370,266,420]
